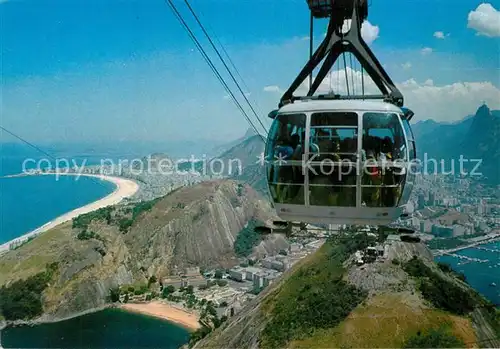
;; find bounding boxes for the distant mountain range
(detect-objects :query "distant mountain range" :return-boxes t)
[209,128,259,158]
[412,104,500,184]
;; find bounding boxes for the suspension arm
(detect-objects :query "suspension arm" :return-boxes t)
[280,0,404,107]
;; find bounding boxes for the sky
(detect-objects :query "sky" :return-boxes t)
[1,0,499,144]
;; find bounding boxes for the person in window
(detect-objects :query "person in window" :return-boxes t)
[380,136,394,161]
[362,150,381,207]
[291,133,305,161]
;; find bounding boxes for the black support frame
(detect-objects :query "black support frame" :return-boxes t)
[280,0,404,108]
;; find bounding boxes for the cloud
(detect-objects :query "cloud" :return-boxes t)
[467,3,500,37]
[263,85,282,93]
[423,79,434,87]
[274,68,500,123]
[421,47,433,55]
[361,21,380,45]
[341,20,380,44]
[402,62,412,70]
[399,79,500,122]
[433,31,450,39]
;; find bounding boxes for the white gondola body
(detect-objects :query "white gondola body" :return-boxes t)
[265,100,417,225]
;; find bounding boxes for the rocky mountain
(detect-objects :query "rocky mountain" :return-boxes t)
[183,134,268,197]
[192,230,500,349]
[220,135,268,196]
[210,128,259,157]
[412,104,500,184]
[0,180,286,321]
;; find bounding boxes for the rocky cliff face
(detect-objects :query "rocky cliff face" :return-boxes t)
[124,180,279,275]
[0,180,283,321]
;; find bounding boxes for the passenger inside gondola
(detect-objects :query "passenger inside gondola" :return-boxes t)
[267,113,307,204]
[361,112,406,207]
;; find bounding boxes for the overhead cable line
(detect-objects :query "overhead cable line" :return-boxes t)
[0,125,56,161]
[182,0,268,136]
[208,19,266,120]
[349,53,355,95]
[342,52,350,96]
[0,125,109,190]
[163,0,265,141]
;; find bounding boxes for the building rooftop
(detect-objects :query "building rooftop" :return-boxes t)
[244,266,264,274]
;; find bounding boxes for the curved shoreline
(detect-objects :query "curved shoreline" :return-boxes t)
[0,173,139,253]
[119,301,201,331]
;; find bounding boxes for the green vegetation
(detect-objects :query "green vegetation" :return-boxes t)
[76,230,101,241]
[108,287,120,302]
[126,284,149,296]
[162,285,176,298]
[402,326,465,348]
[188,325,212,347]
[72,198,160,235]
[147,275,157,287]
[188,301,228,348]
[72,206,113,230]
[260,234,370,349]
[131,197,161,221]
[216,280,227,287]
[237,183,244,196]
[437,262,467,282]
[249,285,264,295]
[403,257,477,315]
[118,218,133,233]
[234,218,264,257]
[0,263,58,320]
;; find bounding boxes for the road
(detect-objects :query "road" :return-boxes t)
[432,235,500,256]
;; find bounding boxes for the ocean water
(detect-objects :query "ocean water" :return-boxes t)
[0,151,116,244]
[436,241,500,306]
[1,309,191,349]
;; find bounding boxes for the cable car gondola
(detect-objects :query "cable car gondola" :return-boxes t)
[265,0,417,226]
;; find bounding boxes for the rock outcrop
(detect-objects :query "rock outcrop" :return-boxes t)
[0,180,282,320]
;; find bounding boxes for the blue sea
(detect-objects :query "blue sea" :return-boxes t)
[0,143,192,349]
[436,240,500,306]
[1,309,190,349]
[0,144,122,244]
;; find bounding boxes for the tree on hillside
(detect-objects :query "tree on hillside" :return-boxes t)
[109,287,120,303]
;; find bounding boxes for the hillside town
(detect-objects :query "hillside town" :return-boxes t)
[118,236,326,320]
[396,173,500,251]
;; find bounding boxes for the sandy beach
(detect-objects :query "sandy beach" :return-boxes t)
[120,301,201,330]
[0,173,139,253]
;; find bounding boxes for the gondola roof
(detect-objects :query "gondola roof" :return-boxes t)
[278,100,403,114]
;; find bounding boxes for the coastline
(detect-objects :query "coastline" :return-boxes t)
[1,301,200,330]
[119,301,201,331]
[1,304,116,330]
[0,173,139,253]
